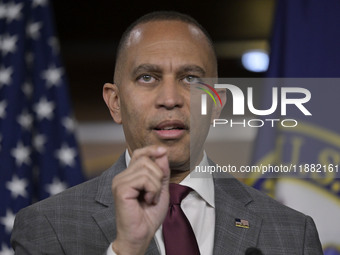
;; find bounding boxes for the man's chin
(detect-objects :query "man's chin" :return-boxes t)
[168,158,190,172]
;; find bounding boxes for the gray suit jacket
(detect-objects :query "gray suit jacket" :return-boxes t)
[11,153,323,255]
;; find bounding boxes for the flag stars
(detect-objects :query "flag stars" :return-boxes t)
[11,142,31,167]
[6,175,28,199]
[62,116,76,133]
[33,134,46,153]
[55,144,77,167]
[0,100,7,119]
[17,110,33,130]
[0,35,17,55]
[41,65,64,87]
[33,97,55,120]
[45,178,67,196]
[0,243,14,255]
[48,37,60,55]
[0,3,6,19]
[32,0,48,7]
[27,22,42,40]
[0,66,13,87]
[5,2,23,23]
[0,210,15,234]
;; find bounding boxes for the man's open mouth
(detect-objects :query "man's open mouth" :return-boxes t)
[154,120,187,130]
[153,120,188,139]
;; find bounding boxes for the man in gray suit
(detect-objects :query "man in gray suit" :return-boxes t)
[11,11,323,255]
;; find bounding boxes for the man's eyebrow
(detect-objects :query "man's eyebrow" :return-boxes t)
[131,64,162,77]
[131,64,206,77]
[178,65,206,76]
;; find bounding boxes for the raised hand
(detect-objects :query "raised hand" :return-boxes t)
[111,146,170,255]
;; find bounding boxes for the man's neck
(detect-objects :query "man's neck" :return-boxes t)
[169,150,205,183]
[170,170,190,184]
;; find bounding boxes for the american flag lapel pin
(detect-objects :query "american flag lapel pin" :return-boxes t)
[235,218,249,228]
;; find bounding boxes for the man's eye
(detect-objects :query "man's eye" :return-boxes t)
[137,75,155,83]
[183,76,201,84]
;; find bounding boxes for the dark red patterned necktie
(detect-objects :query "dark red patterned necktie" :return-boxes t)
[162,183,200,255]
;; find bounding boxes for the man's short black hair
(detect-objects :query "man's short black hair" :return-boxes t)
[116,11,215,60]
[114,11,217,82]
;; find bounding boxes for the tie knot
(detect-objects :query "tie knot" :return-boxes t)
[169,183,192,205]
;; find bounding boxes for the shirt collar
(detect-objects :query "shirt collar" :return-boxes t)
[124,149,215,208]
[125,149,131,166]
[180,151,215,208]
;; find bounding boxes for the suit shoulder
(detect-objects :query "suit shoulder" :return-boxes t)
[11,166,121,254]
[215,176,308,219]
[17,155,126,218]
[26,165,116,215]
[20,176,100,217]
[239,180,308,218]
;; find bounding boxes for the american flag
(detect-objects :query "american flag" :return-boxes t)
[235,218,249,228]
[0,0,85,253]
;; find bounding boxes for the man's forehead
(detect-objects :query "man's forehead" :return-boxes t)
[114,19,217,80]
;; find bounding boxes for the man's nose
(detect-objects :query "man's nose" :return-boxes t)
[155,78,185,109]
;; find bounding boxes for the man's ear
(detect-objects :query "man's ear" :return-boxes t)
[211,89,227,121]
[103,83,122,124]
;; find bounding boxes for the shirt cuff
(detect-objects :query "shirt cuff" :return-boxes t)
[106,244,117,255]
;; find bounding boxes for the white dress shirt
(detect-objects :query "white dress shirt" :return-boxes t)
[107,150,215,255]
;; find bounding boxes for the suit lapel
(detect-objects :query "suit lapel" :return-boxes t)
[92,206,159,254]
[213,177,263,255]
[92,205,117,243]
[91,152,160,254]
[91,154,125,244]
